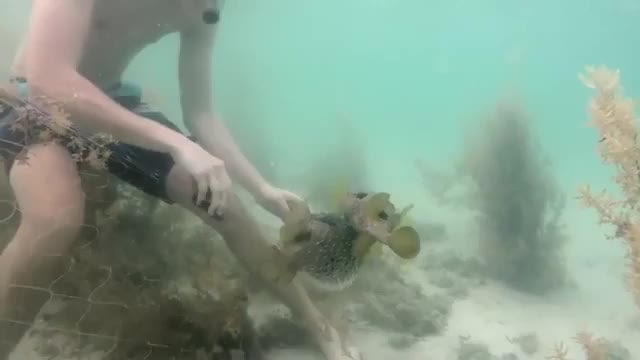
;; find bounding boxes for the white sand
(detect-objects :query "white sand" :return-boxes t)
[6,193,640,360]
[13,253,639,360]
[258,271,640,360]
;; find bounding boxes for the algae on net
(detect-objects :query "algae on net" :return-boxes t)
[28,182,261,359]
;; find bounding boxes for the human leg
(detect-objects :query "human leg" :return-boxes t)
[0,143,85,358]
[96,83,360,359]
[100,124,358,358]
[164,164,361,360]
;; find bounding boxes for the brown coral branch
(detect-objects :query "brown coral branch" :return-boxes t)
[579,65,640,311]
[573,331,610,360]
[546,342,570,360]
[0,87,116,171]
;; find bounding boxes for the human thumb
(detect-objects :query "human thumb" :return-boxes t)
[284,190,304,203]
[277,197,291,220]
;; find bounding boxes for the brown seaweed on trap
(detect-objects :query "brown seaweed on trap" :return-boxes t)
[1,156,262,358]
[42,190,263,360]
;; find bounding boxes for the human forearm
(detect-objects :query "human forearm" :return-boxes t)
[19,0,182,151]
[28,70,187,153]
[189,114,268,196]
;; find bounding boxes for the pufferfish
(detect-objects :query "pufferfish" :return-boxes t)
[277,192,420,291]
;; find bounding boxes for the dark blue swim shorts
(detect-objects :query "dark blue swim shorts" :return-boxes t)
[0,78,188,203]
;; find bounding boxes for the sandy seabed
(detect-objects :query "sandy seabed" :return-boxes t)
[10,249,640,360]
[5,190,640,360]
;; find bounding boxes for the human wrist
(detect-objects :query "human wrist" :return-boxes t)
[147,121,190,155]
[250,180,272,200]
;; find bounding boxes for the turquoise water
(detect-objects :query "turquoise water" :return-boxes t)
[2,0,640,358]
[137,2,640,352]
[124,0,640,191]
[5,0,637,190]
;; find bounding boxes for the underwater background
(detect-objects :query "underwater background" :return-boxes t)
[2,0,640,359]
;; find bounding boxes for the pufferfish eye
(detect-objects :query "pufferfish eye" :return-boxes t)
[355,192,368,199]
[378,211,389,220]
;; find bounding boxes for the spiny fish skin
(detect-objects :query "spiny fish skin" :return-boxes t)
[290,213,363,287]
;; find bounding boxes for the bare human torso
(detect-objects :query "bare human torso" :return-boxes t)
[11,0,211,89]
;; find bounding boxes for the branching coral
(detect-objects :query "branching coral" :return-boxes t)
[573,332,611,360]
[546,332,620,360]
[577,65,640,311]
[546,342,570,360]
[543,65,640,360]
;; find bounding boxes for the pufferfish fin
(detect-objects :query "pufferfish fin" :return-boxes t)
[353,234,378,258]
[390,203,415,229]
[387,226,421,259]
[360,192,391,220]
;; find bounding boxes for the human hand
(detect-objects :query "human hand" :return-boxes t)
[254,184,304,221]
[170,140,232,218]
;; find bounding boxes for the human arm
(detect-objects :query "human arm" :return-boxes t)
[24,0,232,215]
[178,23,302,219]
[178,24,266,197]
[22,0,188,153]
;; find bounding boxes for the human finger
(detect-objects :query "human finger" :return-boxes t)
[215,170,232,218]
[278,197,290,213]
[207,175,221,217]
[216,186,228,218]
[211,187,224,217]
[273,197,291,220]
[194,175,208,205]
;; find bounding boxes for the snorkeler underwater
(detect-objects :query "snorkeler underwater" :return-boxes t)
[1,1,640,360]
